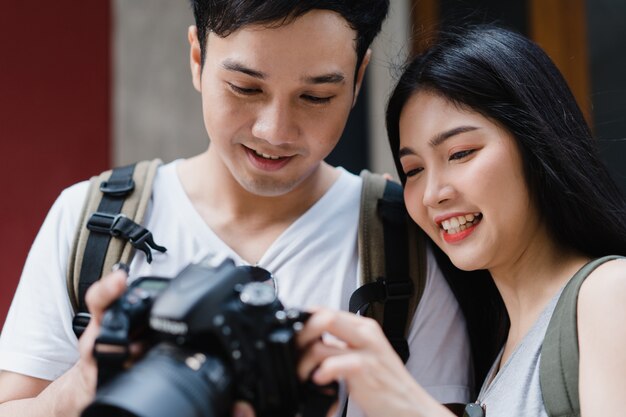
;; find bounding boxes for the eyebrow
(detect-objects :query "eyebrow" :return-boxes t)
[222,59,266,79]
[398,126,480,158]
[429,126,479,147]
[303,72,345,85]
[221,59,345,85]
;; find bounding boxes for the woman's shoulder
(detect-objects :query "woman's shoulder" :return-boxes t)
[579,257,626,302]
[577,256,626,337]
[576,257,626,414]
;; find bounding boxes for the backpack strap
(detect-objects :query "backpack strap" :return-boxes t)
[67,159,165,317]
[540,255,623,417]
[349,170,426,363]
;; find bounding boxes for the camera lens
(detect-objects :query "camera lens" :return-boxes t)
[82,342,234,417]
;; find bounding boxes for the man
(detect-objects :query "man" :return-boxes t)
[0,2,471,416]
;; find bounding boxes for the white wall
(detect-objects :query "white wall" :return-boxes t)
[113,0,207,165]
[367,0,412,177]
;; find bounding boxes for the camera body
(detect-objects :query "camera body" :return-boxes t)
[82,255,334,417]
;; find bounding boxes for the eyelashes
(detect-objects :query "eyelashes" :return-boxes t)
[402,148,478,178]
[301,94,333,104]
[227,83,260,95]
[227,83,334,104]
[404,167,423,178]
[449,149,476,161]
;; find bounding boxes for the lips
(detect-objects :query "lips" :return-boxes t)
[440,213,482,234]
[243,145,293,171]
[436,213,483,243]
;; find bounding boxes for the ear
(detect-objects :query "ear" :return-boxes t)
[352,48,372,107]
[188,25,202,92]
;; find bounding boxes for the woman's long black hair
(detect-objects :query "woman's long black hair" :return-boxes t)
[387,24,626,258]
[385,24,626,392]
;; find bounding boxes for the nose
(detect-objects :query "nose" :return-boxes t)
[422,171,455,207]
[251,99,299,145]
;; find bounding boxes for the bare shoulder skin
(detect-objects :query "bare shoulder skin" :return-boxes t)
[578,258,626,417]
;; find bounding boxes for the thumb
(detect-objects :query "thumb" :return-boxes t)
[232,401,256,417]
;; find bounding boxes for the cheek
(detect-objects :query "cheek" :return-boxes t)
[202,91,248,136]
[302,105,351,151]
[475,151,526,208]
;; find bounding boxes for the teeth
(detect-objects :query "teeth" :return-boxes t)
[254,150,281,160]
[441,213,482,233]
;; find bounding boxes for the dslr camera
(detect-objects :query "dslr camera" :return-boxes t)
[81,255,336,417]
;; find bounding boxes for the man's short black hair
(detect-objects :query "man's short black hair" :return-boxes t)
[189,0,389,71]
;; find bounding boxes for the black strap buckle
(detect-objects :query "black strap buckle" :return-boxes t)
[87,212,125,234]
[86,212,167,263]
[100,178,135,197]
[72,312,92,338]
[383,279,413,301]
[93,339,130,387]
[348,278,413,315]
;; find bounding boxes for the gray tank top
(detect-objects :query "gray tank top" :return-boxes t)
[475,288,564,417]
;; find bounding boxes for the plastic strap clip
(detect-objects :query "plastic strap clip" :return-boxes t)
[87,212,166,263]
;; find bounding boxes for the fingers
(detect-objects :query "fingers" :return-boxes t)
[299,340,379,387]
[85,269,128,322]
[297,309,392,391]
[298,339,347,381]
[312,352,375,385]
[232,401,256,417]
[298,308,385,350]
[78,269,128,365]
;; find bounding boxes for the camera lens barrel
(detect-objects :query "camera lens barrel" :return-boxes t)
[82,342,234,417]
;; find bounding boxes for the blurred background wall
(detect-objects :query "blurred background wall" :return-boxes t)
[1,0,624,326]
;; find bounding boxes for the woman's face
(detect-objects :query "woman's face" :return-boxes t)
[398,91,543,272]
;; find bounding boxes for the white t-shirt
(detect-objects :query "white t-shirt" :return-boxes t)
[0,161,472,413]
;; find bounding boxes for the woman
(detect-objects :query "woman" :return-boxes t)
[296,25,626,417]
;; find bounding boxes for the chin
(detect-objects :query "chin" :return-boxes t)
[446,252,486,272]
[239,175,301,197]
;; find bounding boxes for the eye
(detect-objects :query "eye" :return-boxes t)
[404,167,423,178]
[228,83,261,96]
[449,149,476,161]
[301,94,334,104]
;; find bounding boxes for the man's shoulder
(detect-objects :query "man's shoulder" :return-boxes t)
[332,167,363,196]
[50,180,91,221]
[60,179,90,200]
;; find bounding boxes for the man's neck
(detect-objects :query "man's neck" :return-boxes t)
[176,149,340,263]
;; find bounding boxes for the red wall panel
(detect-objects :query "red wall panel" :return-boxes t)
[0,2,111,327]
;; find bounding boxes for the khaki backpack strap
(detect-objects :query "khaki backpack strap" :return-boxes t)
[351,170,426,362]
[540,255,623,417]
[66,159,163,313]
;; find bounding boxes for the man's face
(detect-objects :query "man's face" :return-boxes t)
[189,10,367,197]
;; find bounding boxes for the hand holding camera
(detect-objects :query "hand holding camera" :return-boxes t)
[82,255,337,417]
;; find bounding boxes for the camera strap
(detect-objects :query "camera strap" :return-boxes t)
[300,380,341,417]
[94,344,128,387]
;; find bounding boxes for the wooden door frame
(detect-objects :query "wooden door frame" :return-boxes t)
[410,0,592,124]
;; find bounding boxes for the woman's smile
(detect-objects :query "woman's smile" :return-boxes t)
[438,213,483,243]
